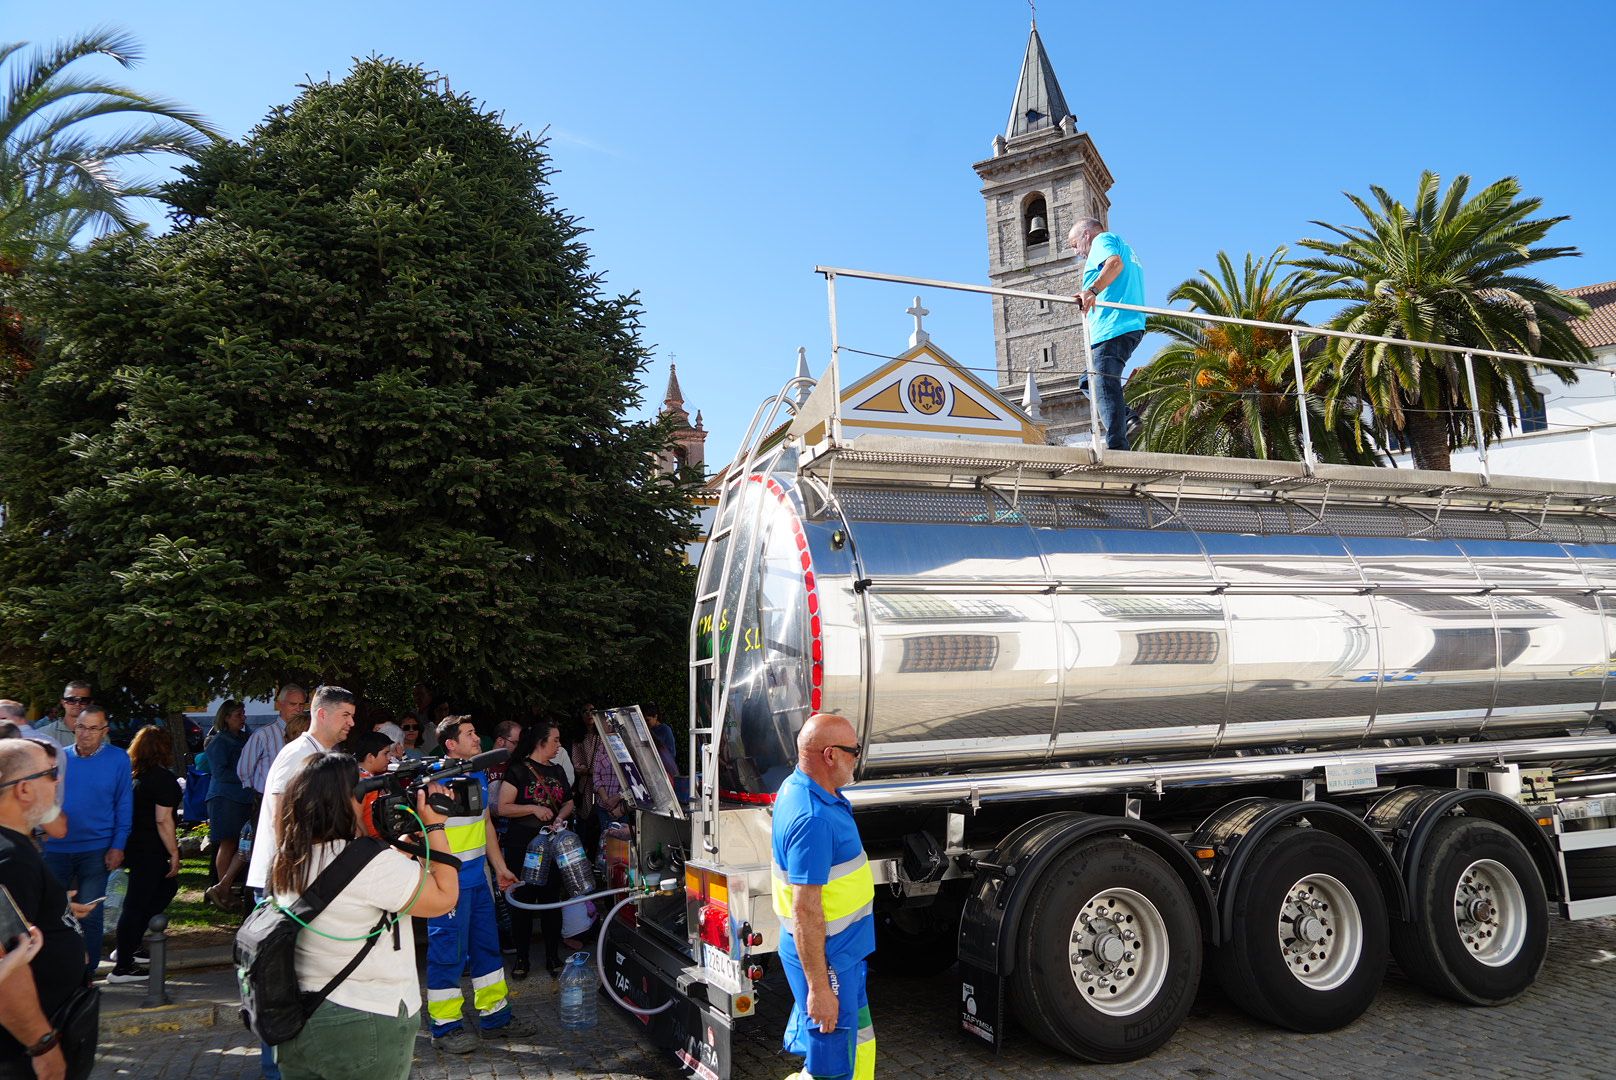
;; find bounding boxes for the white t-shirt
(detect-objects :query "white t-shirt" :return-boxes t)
[275,841,424,1017]
[246,733,324,890]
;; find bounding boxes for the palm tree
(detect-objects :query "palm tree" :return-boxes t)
[1293,172,1592,471]
[1127,248,1381,464]
[1,26,218,378]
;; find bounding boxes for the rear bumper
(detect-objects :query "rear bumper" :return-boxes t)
[602,918,736,1080]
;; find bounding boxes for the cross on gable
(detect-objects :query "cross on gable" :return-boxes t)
[906,295,931,347]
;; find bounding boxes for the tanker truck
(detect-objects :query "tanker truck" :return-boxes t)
[597,278,1616,1077]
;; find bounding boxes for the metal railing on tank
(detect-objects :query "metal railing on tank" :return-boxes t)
[813,265,1614,480]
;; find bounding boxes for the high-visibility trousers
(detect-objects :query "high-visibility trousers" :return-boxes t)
[780,945,874,1080]
[425,859,512,1037]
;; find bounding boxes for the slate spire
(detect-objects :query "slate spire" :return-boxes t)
[1005,25,1071,140]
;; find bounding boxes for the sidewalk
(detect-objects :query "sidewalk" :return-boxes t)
[91,943,688,1080]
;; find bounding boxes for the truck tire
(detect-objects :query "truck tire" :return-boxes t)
[1213,828,1389,1032]
[1009,836,1201,1063]
[1565,850,1616,900]
[1391,817,1548,1005]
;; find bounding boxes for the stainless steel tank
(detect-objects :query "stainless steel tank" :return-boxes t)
[698,451,1616,792]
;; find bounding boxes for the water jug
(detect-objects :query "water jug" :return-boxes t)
[521,831,552,886]
[558,951,597,1030]
[553,827,593,898]
[102,867,129,927]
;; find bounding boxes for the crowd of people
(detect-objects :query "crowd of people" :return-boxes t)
[0,679,679,1080]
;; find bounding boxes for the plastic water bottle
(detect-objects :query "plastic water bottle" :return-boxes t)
[521,832,551,886]
[102,868,129,928]
[553,828,593,898]
[559,951,597,1030]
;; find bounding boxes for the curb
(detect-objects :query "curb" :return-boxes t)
[102,1001,223,1038]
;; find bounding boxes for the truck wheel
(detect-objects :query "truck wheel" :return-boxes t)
[1213,828,1388,1032]
[1010,837,1201,1063]
[1391,817,1547,1005]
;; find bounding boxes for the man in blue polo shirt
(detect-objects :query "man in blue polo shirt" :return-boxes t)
[1070,217,1146,450]
[771,712,875,1080]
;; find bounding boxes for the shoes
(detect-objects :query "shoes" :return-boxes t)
[106,967,148,984]
[482,1015,537,1040]
[510,959,530,981]
[432,1028,478,1054]
[109,949,150,967]
[547,963,562,980]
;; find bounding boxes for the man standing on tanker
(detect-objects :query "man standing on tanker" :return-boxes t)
[771,712,875,1080]
[1069,217,1146,450]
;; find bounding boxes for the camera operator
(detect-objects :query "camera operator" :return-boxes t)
[269,753,457,1080]
[424,717,533,1053]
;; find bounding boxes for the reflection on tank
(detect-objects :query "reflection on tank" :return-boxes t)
[701,470,1616,791]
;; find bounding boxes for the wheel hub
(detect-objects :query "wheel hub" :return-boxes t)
[1276,873,1363,992]
[1453,859,1526,967]
[1066,888,1169,1017]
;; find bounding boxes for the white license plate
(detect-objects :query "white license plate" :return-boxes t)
[702,943,744,994]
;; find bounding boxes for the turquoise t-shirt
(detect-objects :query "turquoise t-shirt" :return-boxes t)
[1082,232,1146,344]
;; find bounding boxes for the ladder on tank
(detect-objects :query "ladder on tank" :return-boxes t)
[687,375,815,856]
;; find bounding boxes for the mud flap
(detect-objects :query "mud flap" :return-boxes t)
[603,919,734,1080]
[958,961,1005,1051]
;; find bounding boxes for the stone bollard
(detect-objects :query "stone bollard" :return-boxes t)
[141,914,171,1008]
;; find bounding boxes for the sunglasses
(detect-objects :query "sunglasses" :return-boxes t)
[0,766,60,790]
[401,725,419,732]
[829,743,862,759]
[61,696,92,705]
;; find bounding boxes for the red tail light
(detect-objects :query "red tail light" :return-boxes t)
[698,902,732,953]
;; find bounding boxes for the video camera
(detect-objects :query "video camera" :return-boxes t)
[355,747,510,844]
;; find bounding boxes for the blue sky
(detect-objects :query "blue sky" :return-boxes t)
[11,1,1616,458]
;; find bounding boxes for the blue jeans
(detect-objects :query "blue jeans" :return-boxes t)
[1090,329,1143,450]
[42,849,108,975]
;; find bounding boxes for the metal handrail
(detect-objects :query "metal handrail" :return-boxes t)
[815,265,1613,483]
[813,266,1613,376]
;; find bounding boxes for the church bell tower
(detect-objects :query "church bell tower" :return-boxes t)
[974,24,1115,441]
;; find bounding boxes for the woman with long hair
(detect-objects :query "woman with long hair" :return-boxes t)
[202,701,251,902]
[270,753,458,1080]
[495,718,574,979]
[107,726,182,982]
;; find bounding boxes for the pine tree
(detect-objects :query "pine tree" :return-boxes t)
[0,58,696,714]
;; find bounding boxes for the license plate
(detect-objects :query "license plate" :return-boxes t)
[702,943,743,994]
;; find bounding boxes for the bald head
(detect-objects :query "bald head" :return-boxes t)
[797,712,860,792]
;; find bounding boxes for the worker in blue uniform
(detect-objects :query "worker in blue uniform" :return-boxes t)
[771,712,876,1080]
[425,716,535,1052]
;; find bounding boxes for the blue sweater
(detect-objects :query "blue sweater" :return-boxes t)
[44,744,134,854]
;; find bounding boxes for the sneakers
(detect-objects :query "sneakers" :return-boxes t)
[106,967,148,984]
[109,949,150,968]
[481,1014,537,1040]
[432,1028,478,1054]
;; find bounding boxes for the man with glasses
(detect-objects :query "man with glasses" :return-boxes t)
[34,682,93,748]
[0,738,91,1079]
[770,712,876,1080]
[41,705,132,980]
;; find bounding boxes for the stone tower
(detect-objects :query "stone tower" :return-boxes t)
[656,363,707,476]
[973,24,1114,442]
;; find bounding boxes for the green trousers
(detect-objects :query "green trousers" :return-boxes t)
[276,999,418,1080]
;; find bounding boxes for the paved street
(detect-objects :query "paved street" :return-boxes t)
[94,914,1616,1079]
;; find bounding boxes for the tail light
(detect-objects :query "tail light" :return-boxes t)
[699,903,732,953]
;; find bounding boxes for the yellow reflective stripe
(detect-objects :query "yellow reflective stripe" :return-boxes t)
[854,1034,876,1080]
[426,987,463,1022]
[820,861,874,923]
[828,853,867,879]
[444,817,485,859]
[824,900,874,938]
[472,977,508,1015]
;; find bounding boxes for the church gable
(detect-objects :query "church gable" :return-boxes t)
[839,341,1044,444]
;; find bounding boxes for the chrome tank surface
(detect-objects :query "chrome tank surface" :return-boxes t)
[703,459,1616,792]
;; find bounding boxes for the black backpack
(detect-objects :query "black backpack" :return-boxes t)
[234,837,394,1045]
